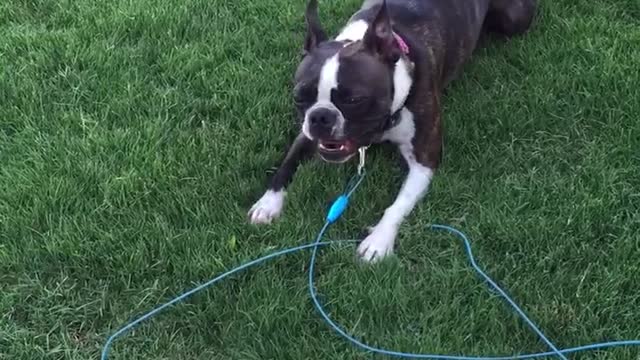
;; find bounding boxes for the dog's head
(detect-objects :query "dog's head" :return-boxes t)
[293,0,411,163]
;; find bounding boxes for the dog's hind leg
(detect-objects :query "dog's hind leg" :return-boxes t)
[484,0,537,37]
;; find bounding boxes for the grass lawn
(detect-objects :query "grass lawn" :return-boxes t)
[2,0,640,359]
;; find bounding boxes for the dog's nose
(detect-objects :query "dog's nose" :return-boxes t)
[309,108,337,129]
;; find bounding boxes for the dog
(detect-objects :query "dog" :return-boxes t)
[248,0,537,262]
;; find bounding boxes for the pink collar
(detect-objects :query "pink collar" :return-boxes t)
[393,32,410,55]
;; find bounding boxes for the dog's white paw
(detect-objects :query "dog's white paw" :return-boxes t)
[248,190,285,225]
[356,224,397,262]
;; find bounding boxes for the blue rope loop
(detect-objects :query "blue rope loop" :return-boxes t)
[101,171,640,360]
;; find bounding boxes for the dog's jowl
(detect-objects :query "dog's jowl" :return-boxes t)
[249,0,537,262]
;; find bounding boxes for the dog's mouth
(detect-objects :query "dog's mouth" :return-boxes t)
[317,139,357,163]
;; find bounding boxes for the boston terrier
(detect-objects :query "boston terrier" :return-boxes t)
[248,0,537,262]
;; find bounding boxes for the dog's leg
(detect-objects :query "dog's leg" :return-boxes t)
[249,133,314,224]
[357,100,442,262]
[485,0,537,37]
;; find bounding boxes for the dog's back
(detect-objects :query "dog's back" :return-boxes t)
[348,0,534,86]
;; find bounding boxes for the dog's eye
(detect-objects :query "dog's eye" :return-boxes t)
[294,93,311,107]
[342,96,367,106]
[293,85,315,107]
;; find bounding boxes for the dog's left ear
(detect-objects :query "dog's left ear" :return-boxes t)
[363,0,400,63]
[303,0,327,54]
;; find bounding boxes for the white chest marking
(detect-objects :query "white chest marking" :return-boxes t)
[391,60,413,113]
[358,109,434,262]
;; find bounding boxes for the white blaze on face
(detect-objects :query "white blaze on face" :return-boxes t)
[317,54,339,102]
[302,53,344,140]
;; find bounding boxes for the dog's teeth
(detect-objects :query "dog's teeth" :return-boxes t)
[319,142,347,152]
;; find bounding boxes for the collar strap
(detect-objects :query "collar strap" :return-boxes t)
[384,107,403,131]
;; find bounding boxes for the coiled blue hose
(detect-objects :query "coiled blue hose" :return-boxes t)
[101,172,640,359]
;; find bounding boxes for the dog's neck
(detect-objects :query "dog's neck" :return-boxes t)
[335,20,414,115]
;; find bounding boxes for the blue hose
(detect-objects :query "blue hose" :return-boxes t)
[101,172,640,359]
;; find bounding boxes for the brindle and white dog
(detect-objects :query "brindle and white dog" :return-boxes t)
[249,0,537,262]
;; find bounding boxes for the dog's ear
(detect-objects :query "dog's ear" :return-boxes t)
[363,0,400,63]
[304,0,327,53]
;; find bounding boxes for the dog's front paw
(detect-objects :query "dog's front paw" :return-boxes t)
[248,190,285,225]
[356,224,397,263]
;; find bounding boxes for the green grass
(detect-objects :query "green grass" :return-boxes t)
[1,0,640,359]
